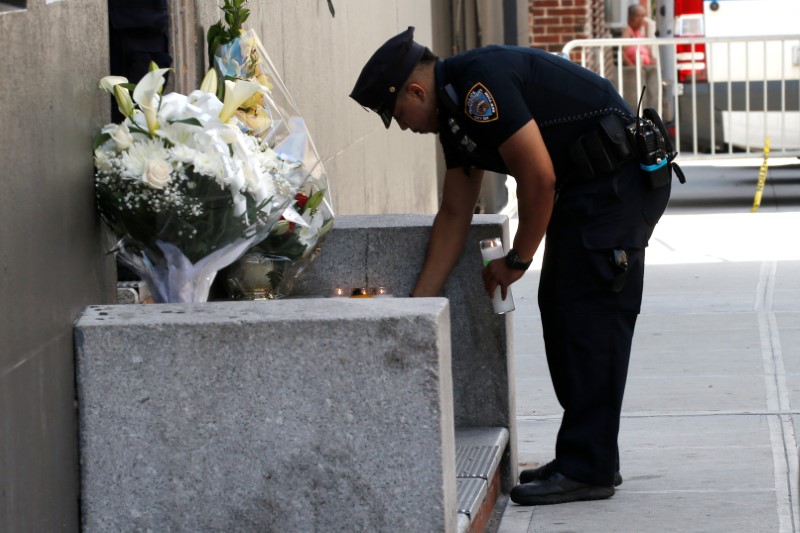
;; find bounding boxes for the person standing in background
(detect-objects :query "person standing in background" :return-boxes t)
[622,4,653,67]
[107,0,173,281]
[620,3,661,115]
[108,0,172,122]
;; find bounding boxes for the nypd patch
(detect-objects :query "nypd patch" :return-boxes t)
[464,83,498,123]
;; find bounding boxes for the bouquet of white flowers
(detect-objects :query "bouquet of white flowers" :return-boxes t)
[208,0,334,299]
[94,65,305,303]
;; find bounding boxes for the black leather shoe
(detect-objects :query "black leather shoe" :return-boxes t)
[519,461,623,487]
[518,461,556,484]
[510,472,615,506]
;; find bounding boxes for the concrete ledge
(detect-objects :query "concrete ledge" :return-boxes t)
[295,214,518,490]
[75,299,456,532]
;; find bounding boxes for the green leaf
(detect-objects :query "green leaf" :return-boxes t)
[127,123,151,136]
[210,0,251,51]
[93,132,112,151]
[208,32,224,69]
[320,218,334,236]
[169,118,204,127]
[304,190,326,211]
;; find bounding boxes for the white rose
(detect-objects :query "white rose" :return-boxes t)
[142,159,172,189]
[109,123,133,150]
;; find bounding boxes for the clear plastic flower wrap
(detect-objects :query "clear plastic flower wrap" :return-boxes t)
[223,188,333,299]
[212,28,335,299]
[94,67,305,303]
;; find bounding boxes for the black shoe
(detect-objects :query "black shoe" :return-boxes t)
[518,461,556,484]
[519,461,623,487]
[510,472,615,506]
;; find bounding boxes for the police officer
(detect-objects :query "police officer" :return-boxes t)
[350,27,672,505]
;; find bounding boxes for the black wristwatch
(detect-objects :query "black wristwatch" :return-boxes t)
[505,248,532,271]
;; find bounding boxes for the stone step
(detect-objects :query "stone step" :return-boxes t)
[454,426,510,533]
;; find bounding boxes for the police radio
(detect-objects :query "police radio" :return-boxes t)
[629,86,686,188]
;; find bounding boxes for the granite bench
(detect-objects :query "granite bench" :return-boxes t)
[75,214,517,532]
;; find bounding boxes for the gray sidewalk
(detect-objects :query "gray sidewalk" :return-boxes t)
[499,211,800,532]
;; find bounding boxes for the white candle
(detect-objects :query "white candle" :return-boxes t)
[370,286,392,298]
[479,238,515,314]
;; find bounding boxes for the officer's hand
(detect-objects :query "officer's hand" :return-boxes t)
[482,258,525,301]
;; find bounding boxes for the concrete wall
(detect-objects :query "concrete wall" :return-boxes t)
[171,0,440,216]
[0,1,116,531]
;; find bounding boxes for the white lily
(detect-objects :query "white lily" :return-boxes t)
[298,211,324,251]
[187,90,225,122]
[98,75,128,93]
[199,69,218,95]
[113,85,135,118]
[219,79,262,123]
[133,68,171,135]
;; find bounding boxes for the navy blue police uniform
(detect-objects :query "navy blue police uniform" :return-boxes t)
[350,28,673,491]
[437,45,671,488]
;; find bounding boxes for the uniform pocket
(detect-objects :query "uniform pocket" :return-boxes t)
[643,178,671,227]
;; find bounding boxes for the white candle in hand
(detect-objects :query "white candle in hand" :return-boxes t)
[479,238,515,314]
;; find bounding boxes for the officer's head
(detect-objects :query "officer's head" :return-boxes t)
[350,26,438,131]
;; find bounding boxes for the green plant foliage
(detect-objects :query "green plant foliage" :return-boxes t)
[207,0,251,69]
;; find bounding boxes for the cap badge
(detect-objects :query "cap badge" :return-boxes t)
[465,83,498,123]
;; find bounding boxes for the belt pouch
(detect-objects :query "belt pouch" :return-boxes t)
[582,130,615,175]
[647,163,672,188]
[598,115,634,161]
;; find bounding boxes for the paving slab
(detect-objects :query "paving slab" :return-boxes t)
[624,374,769,413]
[511,414,783,531]
[642,263,762,314]
[500,209,800,531]
[499,491,781,533]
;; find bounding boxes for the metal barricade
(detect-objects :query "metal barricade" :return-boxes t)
[562,35,800,161]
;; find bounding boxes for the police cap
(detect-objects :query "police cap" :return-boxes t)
[349,26,427,128]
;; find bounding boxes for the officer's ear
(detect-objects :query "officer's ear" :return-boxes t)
[405,82,428,103]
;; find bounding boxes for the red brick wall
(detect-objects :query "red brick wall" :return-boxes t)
[529,0,592,54]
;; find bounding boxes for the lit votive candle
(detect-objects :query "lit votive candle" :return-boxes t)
[350,287,372,298]
[330,287,348,298]
[370,286,393,298]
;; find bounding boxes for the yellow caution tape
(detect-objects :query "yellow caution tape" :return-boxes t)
[751,137,771,212]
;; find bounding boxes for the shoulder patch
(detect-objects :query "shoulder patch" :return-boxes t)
[464,83,498,123]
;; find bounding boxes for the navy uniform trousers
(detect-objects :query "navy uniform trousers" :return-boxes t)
[538,159,671,487]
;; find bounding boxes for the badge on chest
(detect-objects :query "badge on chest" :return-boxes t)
[465,83,498,123]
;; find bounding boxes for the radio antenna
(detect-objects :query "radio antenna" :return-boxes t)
[636,85,647,117]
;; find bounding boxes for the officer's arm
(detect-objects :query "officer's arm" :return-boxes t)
[412,166,484,297]
[483,118,556,298]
